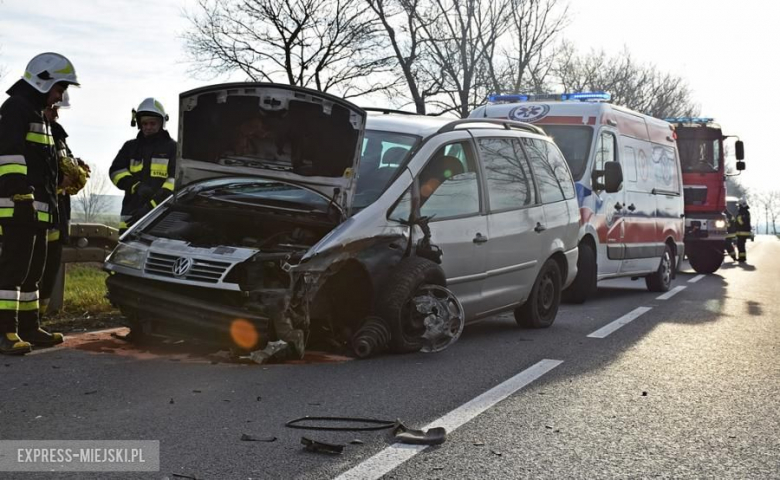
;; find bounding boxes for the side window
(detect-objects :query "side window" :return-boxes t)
[543,141,575,200]
[419,141,481,219]
[624,145,638,182]
[388,187,412,221]
[478,137,535,211]
[521,138,565,204]
[594,131,617,171]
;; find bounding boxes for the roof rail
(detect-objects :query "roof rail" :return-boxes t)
[436,118,546,136]
[363,107,420,116]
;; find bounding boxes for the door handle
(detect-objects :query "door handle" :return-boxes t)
[473,233,489,244]
[614,202,623,210]
[628,204,636,212]
[534,223,546,233]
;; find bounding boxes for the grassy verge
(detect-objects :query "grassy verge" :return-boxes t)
[43,263,124,332]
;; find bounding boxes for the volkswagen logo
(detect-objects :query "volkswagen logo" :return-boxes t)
[172,257,193,277]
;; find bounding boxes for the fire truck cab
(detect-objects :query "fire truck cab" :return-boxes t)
[471,92,685,302]
[666,117,745,274]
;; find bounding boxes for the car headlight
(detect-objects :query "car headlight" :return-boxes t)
[107,243,146,270]
[714,219,726,229]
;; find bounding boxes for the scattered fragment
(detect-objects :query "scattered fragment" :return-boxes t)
[193,390,202,394]
[51,365,60,369]
[172,474,200,480]
[169,398,175,404]
[240,434,277,442]
[349,439,364,445]
[473,441,485,446]
[35,415,42,419]
[246,340,290,365]
[84,390,98,395]
[642,391,648,397]
[392,421,446,446]
[432,466,444,471]
[256,396,262,402]
[223,400,231,403]
[545,425,553,430]
[301,436,344,454]
[491,450,502,456]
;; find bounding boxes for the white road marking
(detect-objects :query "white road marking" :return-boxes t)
[688,275,705,284]
[656,285,686,300]
[587,307,652,339]
[334,359,563,480]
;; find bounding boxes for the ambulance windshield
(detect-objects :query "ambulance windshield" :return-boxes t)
[537,125,593,181]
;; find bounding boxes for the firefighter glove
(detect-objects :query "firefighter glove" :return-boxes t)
[136,183,155,201]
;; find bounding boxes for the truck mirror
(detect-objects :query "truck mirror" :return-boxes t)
[604,161,623,193]
[736,160,746,171]
[735,140,745,160]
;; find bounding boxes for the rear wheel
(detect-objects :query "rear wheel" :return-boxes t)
[687,244,724,274]
[646,244,673,292]
[515,259,562,329]
[562,243,596,304]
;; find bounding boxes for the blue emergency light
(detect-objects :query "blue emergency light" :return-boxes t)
[664,117,715,124]
[487,91,611,104]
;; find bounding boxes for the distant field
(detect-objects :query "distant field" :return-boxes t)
[44,263,122,332]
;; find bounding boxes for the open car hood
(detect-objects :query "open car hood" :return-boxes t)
[176,83,366,213]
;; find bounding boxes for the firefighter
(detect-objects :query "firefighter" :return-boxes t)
[109,98,176,234]
[724,209,737,261]
[0,52,79,355]
[735,197,753,263]
[39,92,90,314]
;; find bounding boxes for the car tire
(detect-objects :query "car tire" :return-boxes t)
[514,259,562,329]
[687,245,724,274]
[377,256,447,354]
[646,244,674,292]
[562,243,596,304]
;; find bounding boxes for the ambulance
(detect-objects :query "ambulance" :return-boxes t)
[470,92,684,302]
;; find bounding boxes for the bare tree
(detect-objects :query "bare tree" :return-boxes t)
[485,0,569,96]
[73,166,113,223]
[551,44,699,118]
[184,0,394,99]
[754,190,779,235]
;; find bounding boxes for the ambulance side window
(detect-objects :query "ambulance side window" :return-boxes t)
[623,145,637,183]
[594,131,617,171]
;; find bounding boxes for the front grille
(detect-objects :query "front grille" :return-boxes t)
[144,252,232,283]
[684,186,707,205]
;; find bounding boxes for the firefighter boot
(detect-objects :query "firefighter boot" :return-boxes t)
[0,333,33,355]
[20,328,64,348]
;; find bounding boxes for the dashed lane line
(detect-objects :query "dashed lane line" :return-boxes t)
[587,306,653,339]
[334,359,564,480]
[656,285,687,300]
[688,275,705,284]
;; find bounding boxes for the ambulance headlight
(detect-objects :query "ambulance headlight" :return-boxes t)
[714,219,726,229]
[107,243,146,270]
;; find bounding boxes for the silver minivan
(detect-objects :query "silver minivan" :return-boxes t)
[104,83,579,358]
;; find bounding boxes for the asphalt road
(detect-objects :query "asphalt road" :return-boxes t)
[1,237,777,479]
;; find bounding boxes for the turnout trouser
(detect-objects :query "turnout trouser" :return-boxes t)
[0,224,48,334]
[724,236,736,260]
[737,237,747,262]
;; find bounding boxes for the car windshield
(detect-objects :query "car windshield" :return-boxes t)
[677,138,721,173]
[196,179,333,214]
[354,130,420,210]
[537,125,594,181]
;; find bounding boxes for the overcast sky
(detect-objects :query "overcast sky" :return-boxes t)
[1,0,778,193]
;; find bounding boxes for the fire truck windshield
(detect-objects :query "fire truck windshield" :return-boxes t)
[537,125,593,181]
[677,138,721,173]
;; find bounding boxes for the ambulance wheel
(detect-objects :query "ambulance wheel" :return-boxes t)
[515,259,561,329]
[687,245,724,274]
[646,245,673,292]
[562,243,596,304]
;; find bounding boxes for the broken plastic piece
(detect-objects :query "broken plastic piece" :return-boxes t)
[286,416,395,431]
[392,421,447,445]
[240,433,277,442]
[301,436,344,454]
[247,340,289,364]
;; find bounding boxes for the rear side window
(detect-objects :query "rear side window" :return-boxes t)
[520,138,566,204]
[477,137,536,211]
[542,141,575,200]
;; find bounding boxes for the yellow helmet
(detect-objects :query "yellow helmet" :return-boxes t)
[23,52,80,93]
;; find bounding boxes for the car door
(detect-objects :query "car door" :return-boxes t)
[592,129,626,275]
[469,133,543,316]
[413,138,489,320]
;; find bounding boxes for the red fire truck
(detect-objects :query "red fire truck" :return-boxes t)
[666,118,745,273]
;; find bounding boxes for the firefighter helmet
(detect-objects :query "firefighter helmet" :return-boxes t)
[131,97,169,128]
[22,52,80,93]
[739,197,748,207]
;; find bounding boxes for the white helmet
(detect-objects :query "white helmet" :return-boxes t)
[738,197,748,207]
[23,52,80,93]
[54,91,70,109]
[131,97,169,128]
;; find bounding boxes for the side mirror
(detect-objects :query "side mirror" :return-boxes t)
[604,161,623,193]
[736,160,746,171]
[735,140,745,160]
